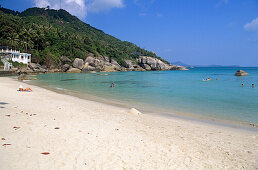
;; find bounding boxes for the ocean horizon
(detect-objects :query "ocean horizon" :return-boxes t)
[29,67,258,127]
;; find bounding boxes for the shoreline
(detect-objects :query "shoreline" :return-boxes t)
[26,76,258,132]
[1,76,258,169]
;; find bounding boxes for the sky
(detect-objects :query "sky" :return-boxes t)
[1,0,258,66]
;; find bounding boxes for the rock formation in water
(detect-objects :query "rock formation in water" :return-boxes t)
[235,70,248,76]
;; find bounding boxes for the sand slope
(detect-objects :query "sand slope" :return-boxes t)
[0,77,257,169]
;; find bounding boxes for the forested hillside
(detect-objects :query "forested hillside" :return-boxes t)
[0,6,168,67]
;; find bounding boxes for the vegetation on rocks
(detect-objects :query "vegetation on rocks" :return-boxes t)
[0,6,169,68]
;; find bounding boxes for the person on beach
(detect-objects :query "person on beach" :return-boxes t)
[18,85,33,92]
[110,83,115,88]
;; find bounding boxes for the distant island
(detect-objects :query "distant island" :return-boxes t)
[172,61,241,68]
[0,6,187,73]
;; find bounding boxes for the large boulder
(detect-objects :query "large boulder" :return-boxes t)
[61,64,70,72]
[72,58,84,70]
[139,56,147,64]
[85,56,95,66]
[146,57,157,70]
[81,64,96,72]
[156,60,167,70]
[66,67,81,73]
[60,56,71,63]
[102,65,116,72]
[169,65,188,70]
[141,64,151,71]
[124,60,134,68]
[28,63,47,73]
[235,70,248,76]
[111,59,120,67]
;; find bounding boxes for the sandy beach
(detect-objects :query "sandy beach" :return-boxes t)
[0,76,257,169]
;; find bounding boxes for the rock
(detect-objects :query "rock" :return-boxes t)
[141,64,151,71]
[146,57,157,70]
[125,60,134,68]
[176,66,188,70]
[60,56,71,63]
[28,63,37,70]
[49,65,57,70]
[48,69,60,73]
[156,60,168,70]
[16,67,27,74]
[61,64,70,72]
[169,65,188,70]
[28,63,47,73]
[129,108,142,115]
[99,55,109,62]
[85,56,95,66]
[111,59,121,67]
[139,56,147,64]
[235,70,248,76]
[81,65,96,72]
[66,67,81,73]
[102,65,116,72]
[18,74,28,81]
[72,58,84,70]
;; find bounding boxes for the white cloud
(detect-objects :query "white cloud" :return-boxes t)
[87,0,124,13]
[244,17,258,31]
[33,0,124,19]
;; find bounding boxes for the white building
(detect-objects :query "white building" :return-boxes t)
[0,46,31,65]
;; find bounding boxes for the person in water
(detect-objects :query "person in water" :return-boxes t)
[110,83,115,88]
[252,84,255,88]
[241,84,244,87]
[204,78,211,81]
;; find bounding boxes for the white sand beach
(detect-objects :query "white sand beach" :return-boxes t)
[0,76,257,169]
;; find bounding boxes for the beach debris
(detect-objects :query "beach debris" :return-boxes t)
[115,128,119,131]
[1,138,6,140]
[41,152,50,155]
[13,126,20,130]
[2,144,11,146]
[54,127,60,129]
[235,70,248,76]
[129,108,143,115]
[5,115,11,117]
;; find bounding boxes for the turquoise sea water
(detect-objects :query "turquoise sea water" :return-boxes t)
[32,67,258,125]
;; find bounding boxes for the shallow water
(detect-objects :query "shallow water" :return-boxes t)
[32,67,258,125]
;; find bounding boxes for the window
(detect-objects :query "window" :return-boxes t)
[21,56,24,59]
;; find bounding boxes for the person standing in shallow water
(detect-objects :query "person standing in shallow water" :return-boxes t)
[110,83,115,88]
[252,84,255,88]
[241,84,244,87]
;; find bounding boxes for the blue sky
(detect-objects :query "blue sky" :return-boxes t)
[1,0,258,66]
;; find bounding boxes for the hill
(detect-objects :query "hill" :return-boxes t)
[0,6,169,68]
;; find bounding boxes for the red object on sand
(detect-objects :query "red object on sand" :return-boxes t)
[2,144,11,146]
[13,126,20,130]
[41,152,50,155]
[1,138,6,140]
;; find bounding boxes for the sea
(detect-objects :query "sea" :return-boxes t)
[30,67,258,127]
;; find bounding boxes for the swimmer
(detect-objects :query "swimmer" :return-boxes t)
[252,84,255,88]
[241,84,244,87]
[110,83,114,88]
